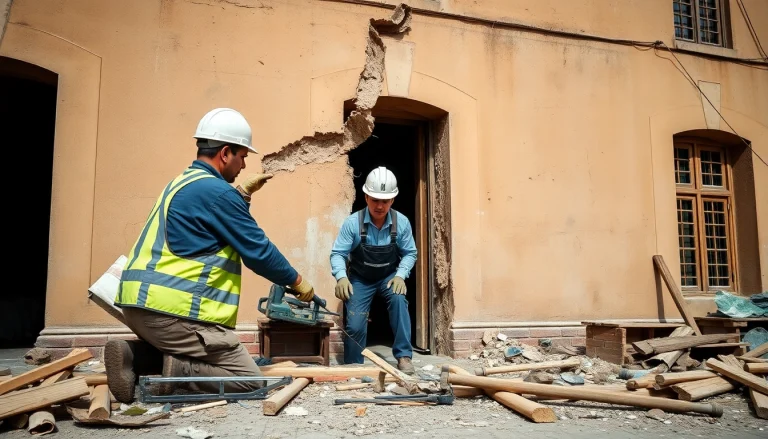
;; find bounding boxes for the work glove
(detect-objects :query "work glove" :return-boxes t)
[335,277,353,301]
[387,276,406,295]
[240,173,274,194]
[290,275,314,302]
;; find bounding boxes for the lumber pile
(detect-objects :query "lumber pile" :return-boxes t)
[0,348,169,433]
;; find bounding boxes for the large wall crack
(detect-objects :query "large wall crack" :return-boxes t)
[261,3,412,174]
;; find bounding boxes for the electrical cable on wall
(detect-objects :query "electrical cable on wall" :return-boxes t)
[736,0,768,61]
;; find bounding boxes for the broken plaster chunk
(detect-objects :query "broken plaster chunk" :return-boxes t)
[421,364,434,371]
[284,407,308,417]
[496,333,508,341]
[176,427,212,439]
[469,354,479,361]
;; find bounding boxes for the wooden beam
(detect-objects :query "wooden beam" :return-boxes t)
[446,373,723,418]
[475,358,580,376]
[742,342,768,359]
[745,363,768,375]
[259,361,297,371]
[652,255,702,335]
[632,334,736,356]
[88,385,111,420]
[446,365,555,423]
[655,370,718,386]
[0,376,90,420]
[626,374,660,390]
[361,349,419,394]
[260,366,382,379]
[738,357,768,364]
[705,358,768,395]
[263,378,310,416]
[750,388,768,419]
[0,348,92,396]
[446,373,722,416]
[672,376,735,401]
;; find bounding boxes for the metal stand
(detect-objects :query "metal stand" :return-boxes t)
[138,376,292,403]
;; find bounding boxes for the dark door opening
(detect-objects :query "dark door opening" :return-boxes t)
[347,120,423,350]
[0,57,57,348]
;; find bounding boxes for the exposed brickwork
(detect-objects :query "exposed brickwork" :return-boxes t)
[36,335,73,348]
[585,325,627,365]
[447,326,588,359]
[236,331,256,343]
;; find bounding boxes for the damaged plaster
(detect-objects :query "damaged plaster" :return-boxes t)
[260,3,412,173]
[0,0,13,46]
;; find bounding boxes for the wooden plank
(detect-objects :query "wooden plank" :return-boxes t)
[178,400,227,413]
[361,349,419,393]
[672,376,735,401]
[705,358,768,395]
[652,255,703,336]
[446,365,555,423]
[260,366,382,379]
[263,378,310,416]
[0,348,92,396]
[641,326,693,371]
[626,374,660,390]
[475,358,580,376]
[581,321,683,328]
[655,370,718,386]
[0,377,90,420]
[414,123,429,350]
[750,388,768,419]
[446,373,723,417]
[693,342,749,349]
[743,342,768,359]
[694,316,768,322]
[738,357,768,364]
[632,333,736,355]
[695,319,748,328]
[745,363,768,374]
[88,385,110,420]
[40,369,72,387]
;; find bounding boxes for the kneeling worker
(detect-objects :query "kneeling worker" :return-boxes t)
[106,107,314,402]
[330,166,418,373]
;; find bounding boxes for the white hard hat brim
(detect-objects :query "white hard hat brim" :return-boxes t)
[362,185,398,200]
[204,138,259,154]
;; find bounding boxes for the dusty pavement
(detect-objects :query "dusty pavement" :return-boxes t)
[2,347,766,438]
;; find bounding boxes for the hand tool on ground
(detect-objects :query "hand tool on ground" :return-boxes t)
[137,376,292,403]
[333,391,454,406]
[258,284,339,326]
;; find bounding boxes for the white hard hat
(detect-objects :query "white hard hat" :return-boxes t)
[362,166,399,200]
[194,108,257,153]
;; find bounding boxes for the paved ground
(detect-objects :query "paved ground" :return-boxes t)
[2,346,766,438]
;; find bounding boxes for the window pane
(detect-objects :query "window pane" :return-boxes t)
[703,199,730,288]
[701,149,725,187]
[677,197,698,287]
[674,147,692,185]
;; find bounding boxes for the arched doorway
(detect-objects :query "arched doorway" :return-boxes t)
[0,56,57,347]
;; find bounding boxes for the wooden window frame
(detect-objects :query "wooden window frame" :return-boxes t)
[673,0,731,48]
[674,139,739,294]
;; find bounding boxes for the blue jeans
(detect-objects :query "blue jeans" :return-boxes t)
[343,273,412,364]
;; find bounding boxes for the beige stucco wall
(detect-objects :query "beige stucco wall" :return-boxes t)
[1,0,766,332]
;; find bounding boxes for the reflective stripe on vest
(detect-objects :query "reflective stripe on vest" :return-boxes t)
[115,167,243,328]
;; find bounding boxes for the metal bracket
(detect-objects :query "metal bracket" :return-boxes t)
[138,375,292,404]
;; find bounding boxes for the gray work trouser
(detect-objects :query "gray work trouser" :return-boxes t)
[123,307,261,393]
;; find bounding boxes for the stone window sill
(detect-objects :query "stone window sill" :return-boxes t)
[674,40,740,59]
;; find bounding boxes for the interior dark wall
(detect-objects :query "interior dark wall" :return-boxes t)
[347,122,419,347]
[0,59,57,348]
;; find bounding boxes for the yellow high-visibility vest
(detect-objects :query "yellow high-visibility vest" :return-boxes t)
[115,167,242,328]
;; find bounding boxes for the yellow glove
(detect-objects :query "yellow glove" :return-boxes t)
[240,173,274,194]
[291,275,314,302]
[335,277,353,301]
[387,276,406,295]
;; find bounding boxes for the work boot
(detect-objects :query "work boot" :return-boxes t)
[104,340,137,403]
[105,339,163,403]
[158,353,189,395]
[397,357,415,374]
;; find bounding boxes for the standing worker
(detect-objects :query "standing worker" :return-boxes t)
[330,167,418,373]
[105,107,315,402]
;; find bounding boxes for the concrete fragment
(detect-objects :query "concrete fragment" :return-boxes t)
[646,408,667,421]
[497,333,508,341]
[284,407,308,416]
[24,348,51,365]
[482,330,495,345]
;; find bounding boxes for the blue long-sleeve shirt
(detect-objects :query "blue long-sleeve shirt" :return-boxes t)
[166,160,298,286]
[330,209,417,281]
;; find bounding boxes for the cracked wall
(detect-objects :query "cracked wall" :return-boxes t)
[260,4,411,174]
